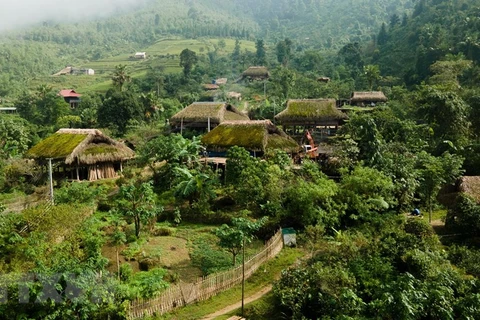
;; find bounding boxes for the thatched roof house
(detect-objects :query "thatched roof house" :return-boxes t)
[350,91,387,106]
[458,176,480,203]
[201,120,300,155]
[203,83,219,90]
[26,129,135,181]
[275,99,348,127]
[241,66,270,81]
[170,102,249,132]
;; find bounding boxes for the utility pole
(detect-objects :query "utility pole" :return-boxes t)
[48,158,54,204]
[241,235,245,317]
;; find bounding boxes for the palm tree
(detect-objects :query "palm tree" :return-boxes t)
[364,65,381,91]
[111,65,131,91]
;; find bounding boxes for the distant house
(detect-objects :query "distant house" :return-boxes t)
[53,67,95,76]
[201,120,300,157]
[170,102,249,132]
[215,78,228,85]
[203,83,220,91]
[275,99,348,139]
[53,66,73,76]
[241,66,270,81]
[317,77,331,83]
[82,68,95,75]
[59,89,82,109]
[350,91,387,106]
[134,52,147,59]
[0,107,17,114]
[227,92,242,101]
[26,128,135,181]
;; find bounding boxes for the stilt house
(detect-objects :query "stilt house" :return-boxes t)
[170,102,249,133]
[201,120,300,157]
[275,99,348,141]
[26,129,135,181]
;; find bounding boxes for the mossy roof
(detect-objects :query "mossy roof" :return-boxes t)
[350,91,387,102]
[275,99,348,124]
[170,102,248,125]
[26,128,135,165]
[201,120,300,153]
[242,66,270,78]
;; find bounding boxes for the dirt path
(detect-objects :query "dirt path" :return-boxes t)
[200,285,273,320]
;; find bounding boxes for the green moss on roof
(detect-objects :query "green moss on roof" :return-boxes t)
[243,66,269,77]
[26,133,88,159]
[202,121,300,153]
[203,124,266,150]
[267,134,300,151]
[170,102,248,124]
[275,99,347,123]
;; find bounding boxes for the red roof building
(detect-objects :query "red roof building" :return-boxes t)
[59,89,82,108]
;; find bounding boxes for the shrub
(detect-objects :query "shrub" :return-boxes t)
[152,226,175,236]
[119,263,133,282]
[190,239,231,275]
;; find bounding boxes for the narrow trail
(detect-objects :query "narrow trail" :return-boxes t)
[200,285,273,320]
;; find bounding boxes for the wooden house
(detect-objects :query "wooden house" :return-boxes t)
[59,89,82,109]
[350,91,387,106]
[201,120,300,157]
[26,129,135,181]
[241,66,270,81]
[170,102,249,132]
[274,99,348,140]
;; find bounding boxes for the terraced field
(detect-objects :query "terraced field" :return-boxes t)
[39,38,256,93]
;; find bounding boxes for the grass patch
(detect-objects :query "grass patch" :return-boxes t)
[429,209,447,221]
[156,247,303,320]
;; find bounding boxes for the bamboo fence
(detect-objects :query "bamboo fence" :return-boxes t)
[127,229,284,319]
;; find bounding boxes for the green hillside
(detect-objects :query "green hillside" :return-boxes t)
[0,0,413,98]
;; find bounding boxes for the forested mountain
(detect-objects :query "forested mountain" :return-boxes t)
[0,0,412,96]
[368,0,480,85]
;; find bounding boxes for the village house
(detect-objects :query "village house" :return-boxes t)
[201,120,300,157]
[134,52,147,59]
[26,128,135,182]
[170,102,249,132]
[53,66,95,76]
[275,99,348,141]
[240,66,270,81]
[215,78,228,85]
[349,91,387,106]
[59,89,82,109]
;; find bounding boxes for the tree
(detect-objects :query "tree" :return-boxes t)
[276,38,293,66]
[338,166,395,223]
[179,48,198,78]
[417,151,464,222]
[255,39,266,66]
[377,23,388,45]
[97,89,143,135]
[0,115,32,158]
[363,64,381,90]
[173,166,218,213]
[111,65,131,91]
[338,42,364,79]
[115,180,160,238]
[415,85,469,150]
[231,39,241,70]
[214,217,267,266]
